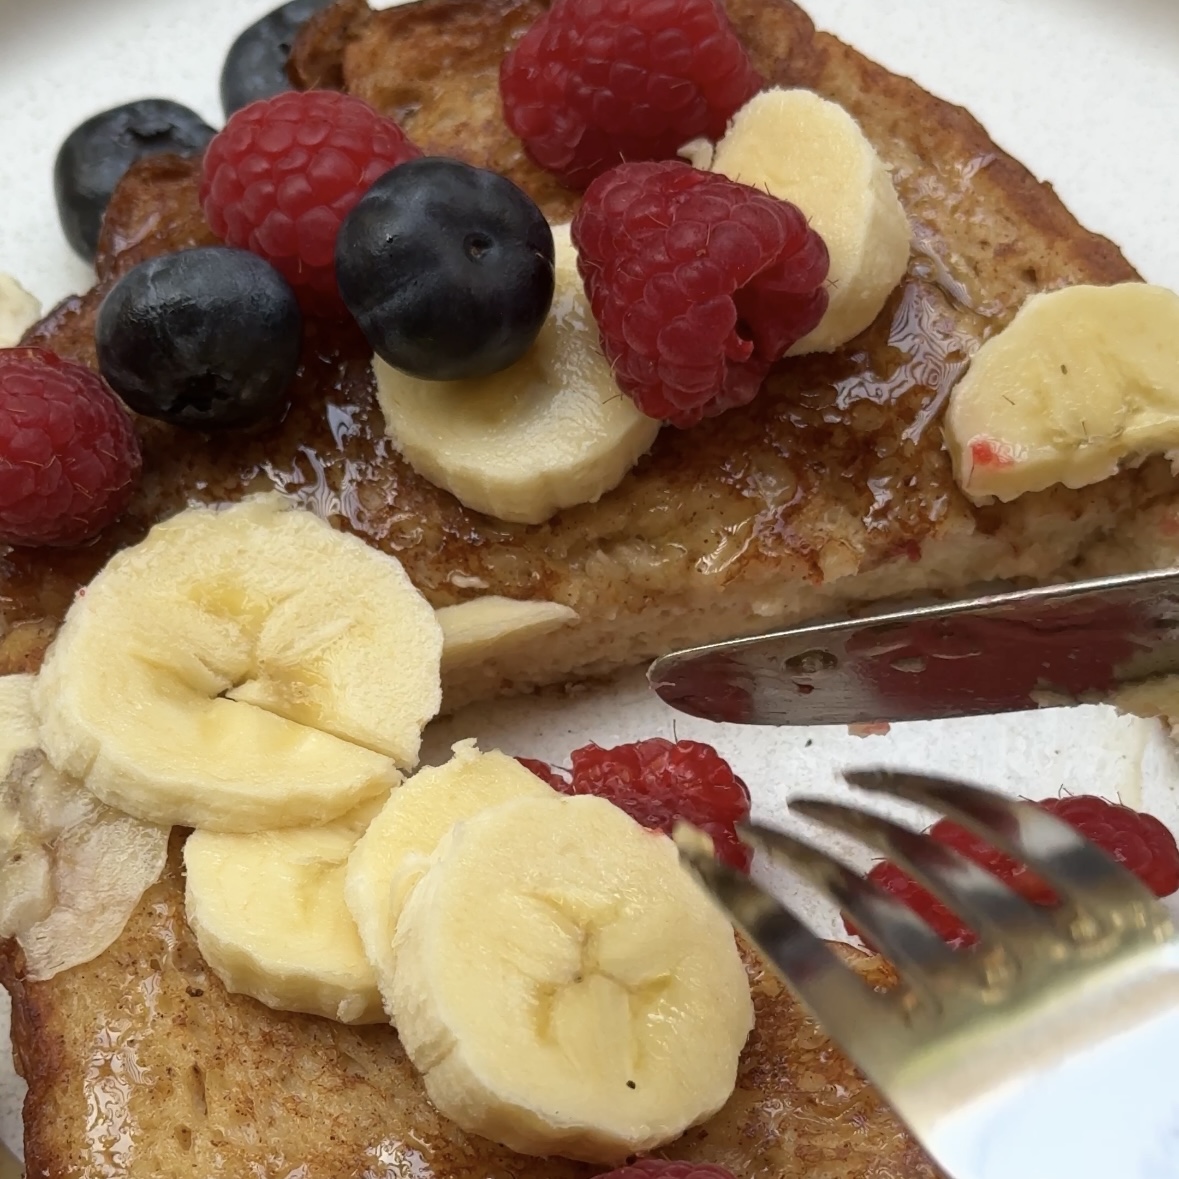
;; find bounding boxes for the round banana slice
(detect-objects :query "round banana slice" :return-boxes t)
[345,740,553,987]
[385,793,754,1165]
[184,797,386,1024]
[373,224,661,525]
[710,88,912,355]
[35,495,441,832]
[0,674,169,981]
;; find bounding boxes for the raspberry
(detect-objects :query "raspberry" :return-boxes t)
[858,861,976,949]
[199,90,420,317]
[520,738,752,871]
[515,757,568,790]
[571,161,829,427]
[596,1161,737,1179]
[1039,795,1179,897]
[500,0,763,190]
[848,795,1179,950]
[0,348,141,548]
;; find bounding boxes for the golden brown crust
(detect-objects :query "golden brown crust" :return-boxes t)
[288,0,374,91]
[2,842,940,1179]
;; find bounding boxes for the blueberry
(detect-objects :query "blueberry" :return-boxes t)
[55,100,217,263]
[335,157,556,382]
[95,247,302,431]
[220,0,333,118]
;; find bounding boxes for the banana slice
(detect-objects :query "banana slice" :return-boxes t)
[345,740,553,989]
[436,597,578,674]
[944,284,1179,503]
[184,797,387,1024]
[34,495,441,832]
[385,793,753,1164]
[0,674,168,981]
[710,88,911,354]
[373,224,660,525]
[0,273,41,347]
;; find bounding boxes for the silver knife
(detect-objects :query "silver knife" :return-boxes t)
[647,567,1179,726]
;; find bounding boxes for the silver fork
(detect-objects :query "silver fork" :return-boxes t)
[675,769,1179,1179]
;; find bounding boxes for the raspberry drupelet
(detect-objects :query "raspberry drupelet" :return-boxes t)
[500,0,763,190]
[0,348,142,548]
[572,160,830,427]
[199,90,420,317]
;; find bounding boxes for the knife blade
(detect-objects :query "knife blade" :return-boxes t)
[647,567,1179,727]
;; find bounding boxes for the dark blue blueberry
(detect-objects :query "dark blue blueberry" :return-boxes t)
[95,247,302,431]
[55,100,217,262]
[219,0,333,118]
[335,157,555,382]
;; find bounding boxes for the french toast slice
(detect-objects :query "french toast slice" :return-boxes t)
[2,839,941,1179]
[0,0,1171,1175]
[1,0,1167,717]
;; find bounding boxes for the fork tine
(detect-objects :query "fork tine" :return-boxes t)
[674,832,897,1049]
[738,820,961,995]
[788,798,1054,945]
[845,768,1157,912]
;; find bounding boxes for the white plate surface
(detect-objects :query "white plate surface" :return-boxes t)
[1,0,1179,1161]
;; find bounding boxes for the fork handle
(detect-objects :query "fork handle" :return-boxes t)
[927,1003,1179,1179]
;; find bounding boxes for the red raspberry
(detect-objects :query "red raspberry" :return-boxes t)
[596,1161,737,1179]
[0,348,141,548]
[500,0,763,190]
[857,860,977,949]
[847,795,1179,950]
[515,757,568,790]
[199,91,420,317]
[520,738,752,871]
[572,161,829,427]
[1038,795,1179,897]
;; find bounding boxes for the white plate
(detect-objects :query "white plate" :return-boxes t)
[2,0,1179,1162]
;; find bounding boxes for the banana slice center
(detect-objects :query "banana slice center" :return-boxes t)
[35,497,439,832]
[389,793,753,1164]
[499,888,673,1072]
